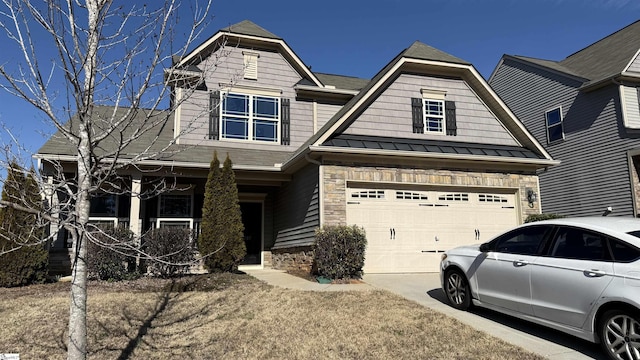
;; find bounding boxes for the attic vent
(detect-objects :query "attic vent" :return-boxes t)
[243,51,259,80]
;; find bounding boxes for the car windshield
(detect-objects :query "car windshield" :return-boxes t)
[627,230,640,239]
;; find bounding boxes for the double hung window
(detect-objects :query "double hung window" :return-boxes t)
[545,107,564,143]
[221,92,280,142]
[423,99,445,134]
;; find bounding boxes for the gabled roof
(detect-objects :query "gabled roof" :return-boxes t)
[403,41,470,65]
[491,20,640,89]
[175,20,323,88]
[222,20,281,39]
[560,20,640,84]
[284,41,555,170]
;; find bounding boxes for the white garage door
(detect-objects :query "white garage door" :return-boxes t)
[346,188,518,273]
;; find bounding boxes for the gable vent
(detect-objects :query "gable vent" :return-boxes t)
[243,51,259,80]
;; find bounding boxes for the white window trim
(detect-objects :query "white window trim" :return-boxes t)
[423,98,446,134]
[420,89,447,135]
[88,217,119,227]
[155,218,194,229]
[220,91,281,143]
[545,106,564,143]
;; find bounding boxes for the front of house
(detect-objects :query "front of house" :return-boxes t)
[36,20,556,275]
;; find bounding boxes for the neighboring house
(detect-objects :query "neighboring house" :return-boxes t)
[36,20,556,275]
[490,20,640,218]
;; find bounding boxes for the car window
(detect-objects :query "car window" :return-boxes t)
[549,227,609,261]
[609,238,640,262]
[493,225,550,255]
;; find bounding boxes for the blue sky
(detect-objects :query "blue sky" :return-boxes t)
[0,0,638,157]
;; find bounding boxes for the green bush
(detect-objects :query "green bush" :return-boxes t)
[87,225,138,281]
[314,225,367,280]
[0,164,48,287]
[198,152,246,273]
[143,227,196,278]
[524,213,565,223]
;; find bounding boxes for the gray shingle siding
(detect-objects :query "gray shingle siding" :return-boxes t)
[272,164,320,249]
[177,45,314,150]
[491,58,636,217]
[344,73,519,146]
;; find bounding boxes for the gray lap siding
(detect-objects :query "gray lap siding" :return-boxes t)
[344,74,519,146]
[491,59,636,217]
[176,45,314,150]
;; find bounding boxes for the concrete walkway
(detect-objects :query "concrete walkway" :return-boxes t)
[245,269,605,360]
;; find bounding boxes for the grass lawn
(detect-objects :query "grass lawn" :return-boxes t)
[0,273,544,359]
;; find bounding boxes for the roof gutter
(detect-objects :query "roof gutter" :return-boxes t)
[294,84,359,96]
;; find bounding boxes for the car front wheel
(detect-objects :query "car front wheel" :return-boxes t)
[444,269,471,310]
[599,309,640,360]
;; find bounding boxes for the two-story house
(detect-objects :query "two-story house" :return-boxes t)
[490,20,640,218]
[37,20,556,275]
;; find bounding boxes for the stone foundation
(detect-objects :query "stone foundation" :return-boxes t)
[271,246,315,273]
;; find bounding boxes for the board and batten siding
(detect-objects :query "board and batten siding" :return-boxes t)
[272,164,320,249]
[176,45,314,150]
[491,58,637,217]
[344,74,519,146]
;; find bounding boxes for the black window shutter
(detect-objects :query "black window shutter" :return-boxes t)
[281,98,290,145]
[637,87,640,113]
[209,91,220,140]
[445,100,457,136]
[411,97,424,134]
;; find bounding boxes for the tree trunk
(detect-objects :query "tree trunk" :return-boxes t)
[67,125,92,360]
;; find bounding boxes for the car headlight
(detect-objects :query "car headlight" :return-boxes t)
[441,253,447,262]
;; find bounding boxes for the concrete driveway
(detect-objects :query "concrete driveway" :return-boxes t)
[362,273,606,360]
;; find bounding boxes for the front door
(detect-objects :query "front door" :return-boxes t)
[240,202,262,265]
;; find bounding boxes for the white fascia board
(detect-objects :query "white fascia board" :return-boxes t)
[178,32,323,88]
[308,145,560,167]
[34,153,282,172]
[294,84,359,96]
[622,49,640,73]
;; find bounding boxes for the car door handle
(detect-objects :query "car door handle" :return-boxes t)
[513,260,529,267]
[584,270,606,278]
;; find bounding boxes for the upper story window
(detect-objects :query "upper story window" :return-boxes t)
[424,99,445,133]
[545,107,564,143]
[222,92,280,142]
[412,89,457,136]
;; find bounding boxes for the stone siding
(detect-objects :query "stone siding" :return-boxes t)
[271,246,314,273]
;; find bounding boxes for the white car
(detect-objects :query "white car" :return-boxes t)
[440,217,640,360]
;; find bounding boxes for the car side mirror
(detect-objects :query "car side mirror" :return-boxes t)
[479,243,491,252]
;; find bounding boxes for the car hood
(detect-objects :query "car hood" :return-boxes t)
[446,244,481,256]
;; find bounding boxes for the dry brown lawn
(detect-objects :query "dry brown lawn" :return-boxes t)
[0,273,545,359]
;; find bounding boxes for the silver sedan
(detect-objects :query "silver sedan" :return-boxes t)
[440,217,640,360]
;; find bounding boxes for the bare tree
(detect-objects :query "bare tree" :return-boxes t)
[0,1,223,359]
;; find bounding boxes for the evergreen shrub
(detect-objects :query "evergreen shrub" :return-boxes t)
[314,225,367,280]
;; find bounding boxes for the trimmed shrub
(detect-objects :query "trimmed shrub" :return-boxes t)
[0,164,48,287]
[87,225,137,281]
[143,227,196,278]
[524,213,565,223]
[198,152,246,273]
[314,225,367,280]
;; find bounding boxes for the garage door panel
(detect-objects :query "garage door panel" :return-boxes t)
[347,188,518,273]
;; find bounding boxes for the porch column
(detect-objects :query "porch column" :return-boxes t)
[129,174,142,238]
